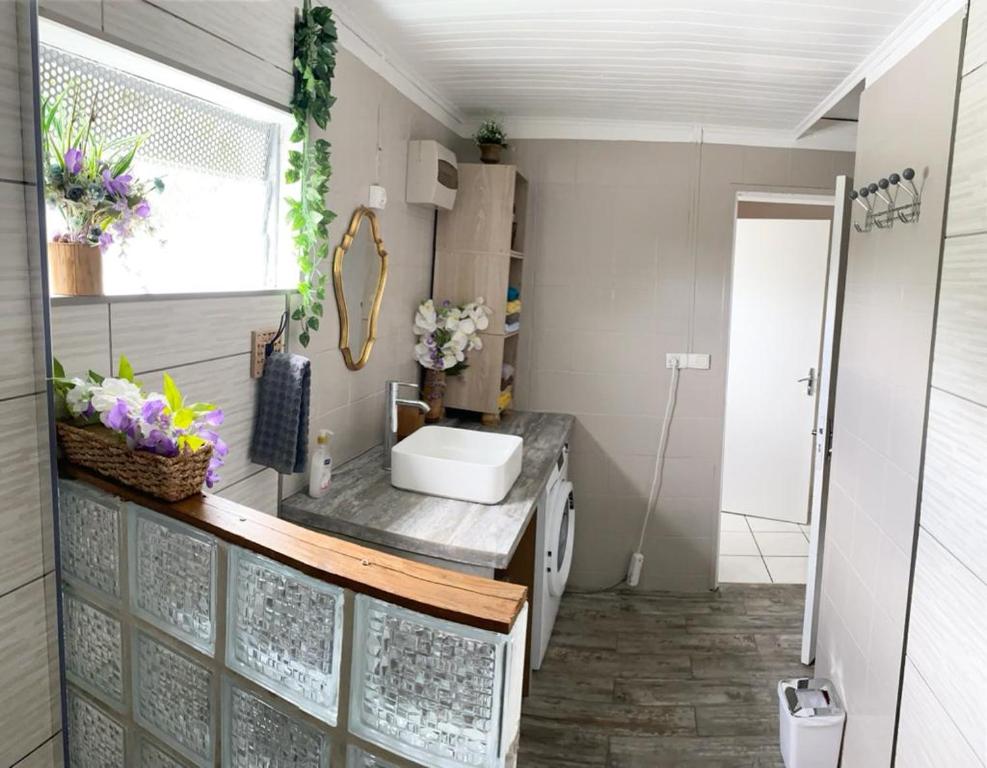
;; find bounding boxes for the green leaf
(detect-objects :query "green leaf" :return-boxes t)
[173,407,195,430]
[87,369,105,385]
[307,316,320,330]
[299,330,311,348]
[53,357,65,379]
[162,372,183,412]
[117,354,135,383]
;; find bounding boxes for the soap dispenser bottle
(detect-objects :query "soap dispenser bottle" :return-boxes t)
[308,429,334,498]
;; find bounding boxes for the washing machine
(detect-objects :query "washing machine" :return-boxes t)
[531,443,575,670]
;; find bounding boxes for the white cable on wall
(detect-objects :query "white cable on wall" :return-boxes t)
[627,357,683,586]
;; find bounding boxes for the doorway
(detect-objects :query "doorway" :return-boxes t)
[717,193,835,585]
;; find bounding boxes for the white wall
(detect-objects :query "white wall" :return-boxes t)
[0,1,63,763]
[43,1,461,513]
[896,2,987,765]
[505,138,852,591]
[812,14,964,768]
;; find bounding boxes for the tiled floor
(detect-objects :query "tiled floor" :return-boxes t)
[519,584,812,767]
[718,513,810,584]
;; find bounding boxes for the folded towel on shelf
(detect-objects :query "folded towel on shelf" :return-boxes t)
[498,386,513,412]
[249,352,311,474]
[505,312,521,325]
[507,286,520,301]
[505,320,521,333]
[506,299,522,315]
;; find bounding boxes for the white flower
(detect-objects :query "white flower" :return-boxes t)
[65,378,93,417]
[459,317,476,336]
[413,300,437,334]
[89,377,144,414]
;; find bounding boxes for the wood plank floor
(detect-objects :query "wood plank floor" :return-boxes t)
[519,584,813,767]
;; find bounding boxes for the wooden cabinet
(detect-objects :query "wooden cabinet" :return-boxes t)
[433,164,528,422]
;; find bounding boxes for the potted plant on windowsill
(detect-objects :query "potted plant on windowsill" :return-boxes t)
[41,92,163,296]
[53,355,227,501]
[414,298,492,421]
[473,119,509,165]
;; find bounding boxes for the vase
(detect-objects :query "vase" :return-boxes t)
[479,143,503,164]
[48,241,103,296]
[422,368,447,422]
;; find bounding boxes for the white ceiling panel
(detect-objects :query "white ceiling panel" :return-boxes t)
[332,0,959,146]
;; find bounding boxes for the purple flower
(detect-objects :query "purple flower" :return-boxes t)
[101,398,132,432]
[101,169,132,198]
[201,409,224,427]
[98,231,114,252]
[142,428,178,457]
[134,199,151,218]
[141,399,166,423]
[64,148,82,175]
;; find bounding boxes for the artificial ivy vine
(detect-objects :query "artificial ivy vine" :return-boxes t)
[286,0,337,347]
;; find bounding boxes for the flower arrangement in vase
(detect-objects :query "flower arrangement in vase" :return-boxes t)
[41,90,163,296]
[53,355,227,501]
[413,298,492,421]
[472,119,508,164]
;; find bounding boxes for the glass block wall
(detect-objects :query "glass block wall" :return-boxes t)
[57,480,527,767]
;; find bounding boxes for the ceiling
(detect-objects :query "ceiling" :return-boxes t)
[332,0,960,147]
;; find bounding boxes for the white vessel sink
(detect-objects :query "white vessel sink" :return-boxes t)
[390,426,523,504]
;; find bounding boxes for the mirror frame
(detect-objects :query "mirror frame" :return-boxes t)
[332,206,389,370]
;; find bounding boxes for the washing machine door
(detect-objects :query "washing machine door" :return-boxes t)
[547,480,574,597]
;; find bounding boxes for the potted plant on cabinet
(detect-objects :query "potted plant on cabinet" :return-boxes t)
[41,92,163,296]
[473,119,509,164]
[414,298,492,421]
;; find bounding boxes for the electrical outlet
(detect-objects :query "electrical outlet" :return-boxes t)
[666,353,687,369]
[251,328,286,379]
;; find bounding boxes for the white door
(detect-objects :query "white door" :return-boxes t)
[720,217,831,524]
[802,176,853,664]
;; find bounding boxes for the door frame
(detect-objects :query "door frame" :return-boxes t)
[714,188,838,588]
[801,175,853,664]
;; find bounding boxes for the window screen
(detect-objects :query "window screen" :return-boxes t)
[39,44,287,294]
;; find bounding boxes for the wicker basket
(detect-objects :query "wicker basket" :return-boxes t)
[56,422,213,502]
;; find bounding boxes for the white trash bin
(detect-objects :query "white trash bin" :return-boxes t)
[778,678,845,768]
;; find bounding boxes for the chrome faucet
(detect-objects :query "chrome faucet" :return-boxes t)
[383,381,430,470]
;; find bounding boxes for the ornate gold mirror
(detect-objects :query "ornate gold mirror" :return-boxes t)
[332,206,388,370]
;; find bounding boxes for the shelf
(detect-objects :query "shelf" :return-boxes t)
[504,329,520,338]
[510,250,524,260]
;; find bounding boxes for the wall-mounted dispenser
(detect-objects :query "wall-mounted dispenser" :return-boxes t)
[406,139,458,210]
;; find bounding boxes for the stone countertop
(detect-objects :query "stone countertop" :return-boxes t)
[280,411,574,569]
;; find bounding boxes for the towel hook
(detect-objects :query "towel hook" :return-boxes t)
[266,311,289,358]
[250,311,289,379]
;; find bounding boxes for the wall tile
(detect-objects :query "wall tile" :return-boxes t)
[965,0,987,76]
[216,468,279,515]
[921,388,987,585]
[111,294,287,374]
[897,661,983,768]
[0,394,45,596]
[932,234,987,403]
[50,303,112,378]
[148,0,293,71]
[907,533,987,764]
[0,182,42,398]
[102,0,292,106]
[0,1,25,182]
[0,578,60,767]
[947,65,987,237]
[13,735,63,768]
[39,0,101,32]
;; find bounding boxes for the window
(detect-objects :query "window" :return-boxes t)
[39,22,296,295]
